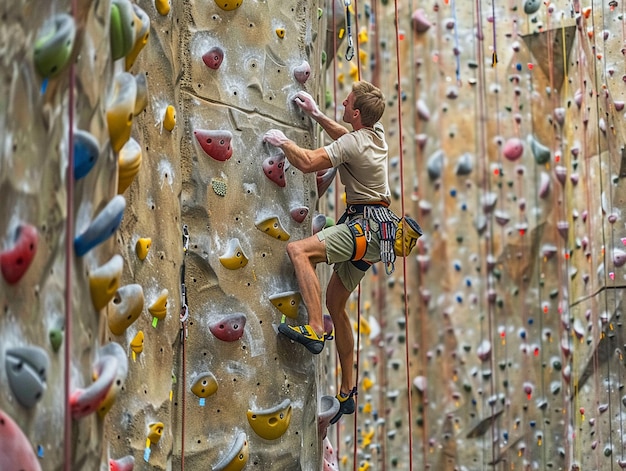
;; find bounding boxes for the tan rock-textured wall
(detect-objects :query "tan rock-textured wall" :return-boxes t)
[3,0,626,470]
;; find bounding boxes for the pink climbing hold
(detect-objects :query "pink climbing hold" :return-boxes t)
[316,167,337,197]
[290,206,309,223]
[209,313,246,342]
[411,9,431,33]
[110,456,135,471]
[293,60,311,84]
[503,137,524,161]
[194,129,233,161]
[0,223,38,285]
[0,409,42,471]
[202,46,224,70]
[262,154,286,187]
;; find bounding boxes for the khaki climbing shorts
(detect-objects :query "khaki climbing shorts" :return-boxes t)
[316,218,381,292]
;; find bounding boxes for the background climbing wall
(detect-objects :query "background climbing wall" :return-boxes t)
[322,0,626,470]
[4,0,626,470]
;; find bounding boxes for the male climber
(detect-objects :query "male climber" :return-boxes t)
[263,80,390,424]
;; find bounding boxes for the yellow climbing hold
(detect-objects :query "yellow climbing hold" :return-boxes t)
[125,5,150,70]
[275,28,285,39]
[89,255,124,310]
[214,0,243,11]
[117,138,142,193]
[106,72,136,153]
[108,284,144,336]
[359,49,367,64]
[269,291,302,319]
[219,238,248,270]
[163,105,176,132]
[255,216,290,241]
[362,376,374,391]
[362,402,372,414]
[191,372,218,398]
[148,422,164,444]
[130,331,144,354]
[155,0,170,15]
[148,289,168,321]
[213,432,249,471]
[358,27,368,44]
[349,62,359,80]
[247,399,292,440]
[135,237,151,260]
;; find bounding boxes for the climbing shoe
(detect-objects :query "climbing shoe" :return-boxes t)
[278,323,325,354]
[330,389,357,424]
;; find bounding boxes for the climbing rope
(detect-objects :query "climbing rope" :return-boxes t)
[179,224,190,469]
[64,0,78,468]
[590,1,616,467]
[392,0,414,468]
[473,0,500,465]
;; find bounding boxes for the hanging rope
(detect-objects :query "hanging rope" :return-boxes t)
[352,286,362,471]
[392,0,414,468]
[590,1,616,468]
[64,1,78,468]
[179,224,190,469]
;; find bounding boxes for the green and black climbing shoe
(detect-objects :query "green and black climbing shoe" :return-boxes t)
[330,389,357,424]
[278,323,325,354]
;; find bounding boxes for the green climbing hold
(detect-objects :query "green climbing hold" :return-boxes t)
[49,328,63,352]
[529,135,551,164]
[34,14,76,78]
[110,0,136,61]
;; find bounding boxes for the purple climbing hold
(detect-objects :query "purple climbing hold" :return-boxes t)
[209,313,246,342]
[312,214,327,235]
[0,223,38,285]
[554,166,567,185]
[614,249,626,267]
[557,221,569,239]
[411,9,431,33]
[503,137,524,161]
[293,60,311,84]
[553,107,566,125]
[263,153,286,187]
[290,206,309,223]
[194,129,233,161]
[202,46,224,70]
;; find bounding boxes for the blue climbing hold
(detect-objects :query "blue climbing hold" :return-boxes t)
[74,129,100,180]
[75,195,126,256]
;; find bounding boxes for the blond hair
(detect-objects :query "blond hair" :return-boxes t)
[352,81,385,127]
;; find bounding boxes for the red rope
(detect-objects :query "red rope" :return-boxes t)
[353,285,362,471]
[64,2,77,468]
[393,0,414,468]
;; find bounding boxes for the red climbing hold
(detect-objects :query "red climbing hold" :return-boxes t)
[0,223,38,285]
[0,409,42,471]
[503,137,524,161]
[209,313,246,342]
[290,206,309,223]
[194,129,233,161]
[263,154,286,187]
[202,46,224,70]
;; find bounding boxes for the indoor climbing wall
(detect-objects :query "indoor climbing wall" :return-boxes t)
[321,0,626,470]
[4,0,626,470]
[2,0,329,470]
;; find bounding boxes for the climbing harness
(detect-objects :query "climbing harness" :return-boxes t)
[340,204,422,275]
[344,0,355,61]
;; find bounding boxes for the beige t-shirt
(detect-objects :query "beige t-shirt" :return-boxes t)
[323,123,391,205]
